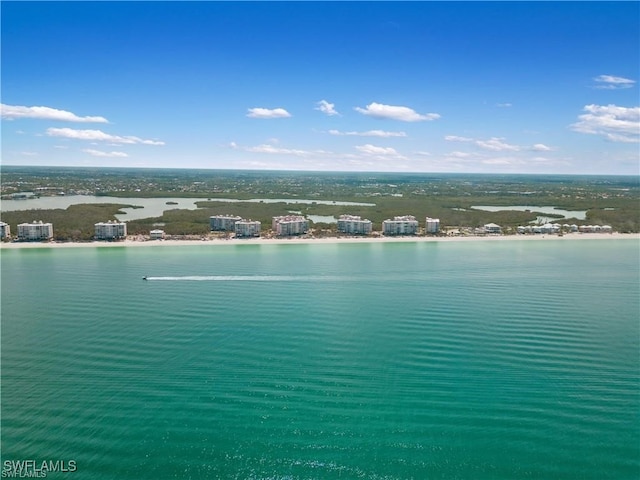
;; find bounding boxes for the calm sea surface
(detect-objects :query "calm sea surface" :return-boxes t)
[2,240,638,479]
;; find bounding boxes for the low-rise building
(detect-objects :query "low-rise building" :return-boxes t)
[382,215,418,235]
[337,215,372,235]
[484,223,502,234]
[95,220,127,240]
[210,215,242,231]
[235,220,261,238]
[517,224,560,234]
[546,223,561,234]
[17,221,53,241]
[150,229,165,240]
[579,224,612,233]
[425,217,440,234]
[272,215,308,236]
[0,221,10,239]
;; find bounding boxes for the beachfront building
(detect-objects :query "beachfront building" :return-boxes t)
[425,217,440,234]
[272,215,309,236]
[235,220,261,238]
[562,224,579,233]
[17,221,54,241]
[95,220,127,240]
[579,225,612,233]
[517,223,561,235]
[337,215,372,235]
[0,222,10,240]
[544,223,561,234]
[210,215,242,232]
[382,216,418,235]
[517,223,613,235]
[150,229,165,240]
[484,223,502,234]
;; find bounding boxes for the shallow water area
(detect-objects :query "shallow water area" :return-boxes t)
[471,205,587,220]
[1,195,375,221]
[2,239,638,479]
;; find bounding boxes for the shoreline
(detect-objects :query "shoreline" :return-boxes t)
[1,232,638,249]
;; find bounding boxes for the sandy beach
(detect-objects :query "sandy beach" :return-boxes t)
[1,232,638,249]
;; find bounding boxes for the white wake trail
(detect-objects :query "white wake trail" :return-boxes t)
[144,275,351,282]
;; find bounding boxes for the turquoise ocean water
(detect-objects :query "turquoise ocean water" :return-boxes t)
[1,239,638,479]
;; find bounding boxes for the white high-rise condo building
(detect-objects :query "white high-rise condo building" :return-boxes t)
[210,215,242,231]
[337,215,372,235]
[0,222,10,239]
[235,220,261,238]
[17,221,54,241]
[382,216,418,235]
[95,221,127,240]
[425,217,440,234]
[272,215,309,236]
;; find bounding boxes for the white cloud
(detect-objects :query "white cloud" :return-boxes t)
[246,107,291,119]
[83,149,129,158]
[328,129,407,138]
[593,75,636,90]
[447,134,554,153]
[446,151,472,158]
[232,141,334,158]
[1,104,108,123]
[444,135,473,142]
[496,103,512,108]
[531,143,552,151]
[20,151,38,156]
[475,137,520,151]
[46,128,165,145]
[247,144,308,156]
[355,144,401,156]
[482,157,519,165]
[447,135,554,153]
[354,102,440,122]
[315,100,339,116]
[570,104,640,143]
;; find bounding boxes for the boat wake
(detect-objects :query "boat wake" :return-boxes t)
[143,275,347,282]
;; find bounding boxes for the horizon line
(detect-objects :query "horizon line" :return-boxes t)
[2,165,639,178]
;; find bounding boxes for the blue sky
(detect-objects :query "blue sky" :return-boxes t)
[1,1,639,174]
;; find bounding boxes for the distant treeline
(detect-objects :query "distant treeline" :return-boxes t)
[2,197,638,242]
[1,168,638,239]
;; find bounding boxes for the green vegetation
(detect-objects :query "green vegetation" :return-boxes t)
[2,166,638,239]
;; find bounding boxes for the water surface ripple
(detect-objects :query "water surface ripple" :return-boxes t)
[2,240,638,479]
